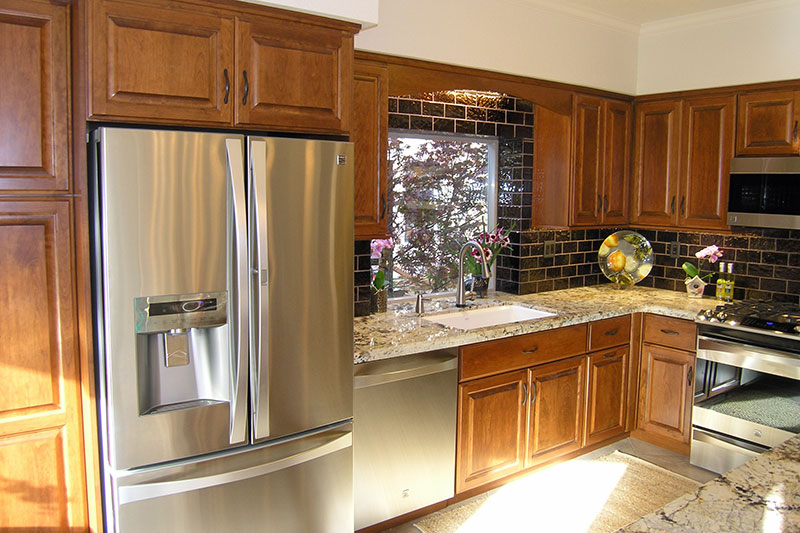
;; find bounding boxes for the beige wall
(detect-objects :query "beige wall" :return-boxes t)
[637,1,800,94]
[240,0,379,27]
[353,0,800,96]
[354,0,640,95]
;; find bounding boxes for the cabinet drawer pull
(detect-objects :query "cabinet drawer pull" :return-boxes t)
[660,328,680,336]
[242,70,249,106]
[522,382,528,406]
[223,69,230,104]
[603,352,618,359]
[522,346,539,354]
[530,382,538,405]
[603,328,619,337]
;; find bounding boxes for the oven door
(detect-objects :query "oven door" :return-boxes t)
[691,334,800,474]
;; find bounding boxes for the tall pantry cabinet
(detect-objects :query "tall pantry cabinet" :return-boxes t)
[0,0,90,530]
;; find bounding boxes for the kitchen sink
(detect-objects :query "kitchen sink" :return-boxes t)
[423,304,556,330]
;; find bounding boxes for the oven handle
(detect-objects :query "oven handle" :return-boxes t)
[692,427,766,456]
[697,335,800,381]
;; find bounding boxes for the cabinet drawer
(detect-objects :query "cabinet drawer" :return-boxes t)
[587,315,630,352]
[643,314,696,352]
[459,324,587,382]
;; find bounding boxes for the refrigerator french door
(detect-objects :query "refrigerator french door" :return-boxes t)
[91,127,354,532]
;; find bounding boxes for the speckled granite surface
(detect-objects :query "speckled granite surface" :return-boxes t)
[618,433,800,532]
[354,286,715,363]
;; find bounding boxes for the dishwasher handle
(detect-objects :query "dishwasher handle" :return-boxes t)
[354,353,457,389]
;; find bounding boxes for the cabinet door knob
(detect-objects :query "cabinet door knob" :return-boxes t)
[223,69,230,104]
[242,70,249,106]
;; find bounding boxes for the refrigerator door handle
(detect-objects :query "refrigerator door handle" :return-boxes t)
[117,431,352,505]
[249,139,270,440]
[225,138,249,445]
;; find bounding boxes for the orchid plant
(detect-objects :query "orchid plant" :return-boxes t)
[682,245,724,281]
[463,224,514,277]
[370,238,394,292]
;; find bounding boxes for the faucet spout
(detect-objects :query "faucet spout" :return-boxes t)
[456,240,490,307]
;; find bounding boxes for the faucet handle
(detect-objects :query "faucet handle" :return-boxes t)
[415,292,425,315]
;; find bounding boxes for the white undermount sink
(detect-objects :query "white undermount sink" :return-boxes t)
[423,304,556,330]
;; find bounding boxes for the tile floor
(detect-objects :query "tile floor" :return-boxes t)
[379,438,717,532]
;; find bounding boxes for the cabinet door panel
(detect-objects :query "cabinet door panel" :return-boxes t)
[236,16,351,133]
[585,347,628,446]
[680,95,734,229]
[353,61,388,239]
[0,200,87,528]
[456,371,527,493]
[603,100,631,225]
[637,343,694,443]
[571,95,603,225]
[526,355,586,467]
[631,100,681,226]
[90,0,233,124]
[737,90,800,155]
[0,1,69,192]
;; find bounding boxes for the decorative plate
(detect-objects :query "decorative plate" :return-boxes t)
[597,230,654,287]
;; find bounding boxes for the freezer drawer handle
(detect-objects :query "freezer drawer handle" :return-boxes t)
[117,432,352,505]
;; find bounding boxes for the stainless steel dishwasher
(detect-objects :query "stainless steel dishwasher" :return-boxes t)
[354,349,458,530]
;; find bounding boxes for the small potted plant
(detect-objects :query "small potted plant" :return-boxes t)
[370,238,393,313]
[463,224,513,297]
[682,245,723,298]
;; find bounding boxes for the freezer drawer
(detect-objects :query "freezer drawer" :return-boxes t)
[109,424,353,533]
[354,350,458,530]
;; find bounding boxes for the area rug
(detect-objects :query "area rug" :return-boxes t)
[414,451,701,533]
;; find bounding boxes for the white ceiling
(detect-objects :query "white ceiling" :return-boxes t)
[526,0,764,26]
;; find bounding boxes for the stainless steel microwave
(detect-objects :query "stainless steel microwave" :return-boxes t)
[728,157,800,230]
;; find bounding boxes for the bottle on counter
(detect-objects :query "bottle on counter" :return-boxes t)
[725,262,735,302]
[716,261,726,301]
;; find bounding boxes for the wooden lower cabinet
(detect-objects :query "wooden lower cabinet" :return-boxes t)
[0,199,88,529]
[636,343,694,448]
[526,355,586,466]
[585,346,628,447]
[456,370,528,493]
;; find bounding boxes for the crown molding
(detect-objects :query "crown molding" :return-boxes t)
[640,0,799,35]
[510,0,640,35]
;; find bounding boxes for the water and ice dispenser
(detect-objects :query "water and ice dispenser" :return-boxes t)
[134,291,231,416]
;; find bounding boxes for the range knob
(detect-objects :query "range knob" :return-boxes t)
[699,309,714,321]
[716,311,728,323]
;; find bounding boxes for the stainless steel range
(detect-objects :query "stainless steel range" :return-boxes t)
[692,301,800,474]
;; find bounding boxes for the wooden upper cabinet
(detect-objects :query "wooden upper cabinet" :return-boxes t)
[88,0,356,133]
[571,95,604,225]
[90,0,234,125]
[235,15,352,133]
[737,89,800,155]
[631,99,682,227]
[603,100,632,225]
[571,95,631,226]
[0,200,88,529]
[0,0,70,192]
[679,95,735,229]
[353,60,388,239]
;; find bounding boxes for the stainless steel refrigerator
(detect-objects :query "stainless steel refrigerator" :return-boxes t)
[89,127,354,532]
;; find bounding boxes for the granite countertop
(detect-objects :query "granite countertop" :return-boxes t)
[354,285,716,364]
[619,433,800,532]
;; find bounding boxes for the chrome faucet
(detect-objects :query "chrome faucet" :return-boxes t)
[456,240,490,307]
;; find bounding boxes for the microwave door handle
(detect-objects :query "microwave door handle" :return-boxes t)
[250,139,270,441]
[225,138,249,445]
